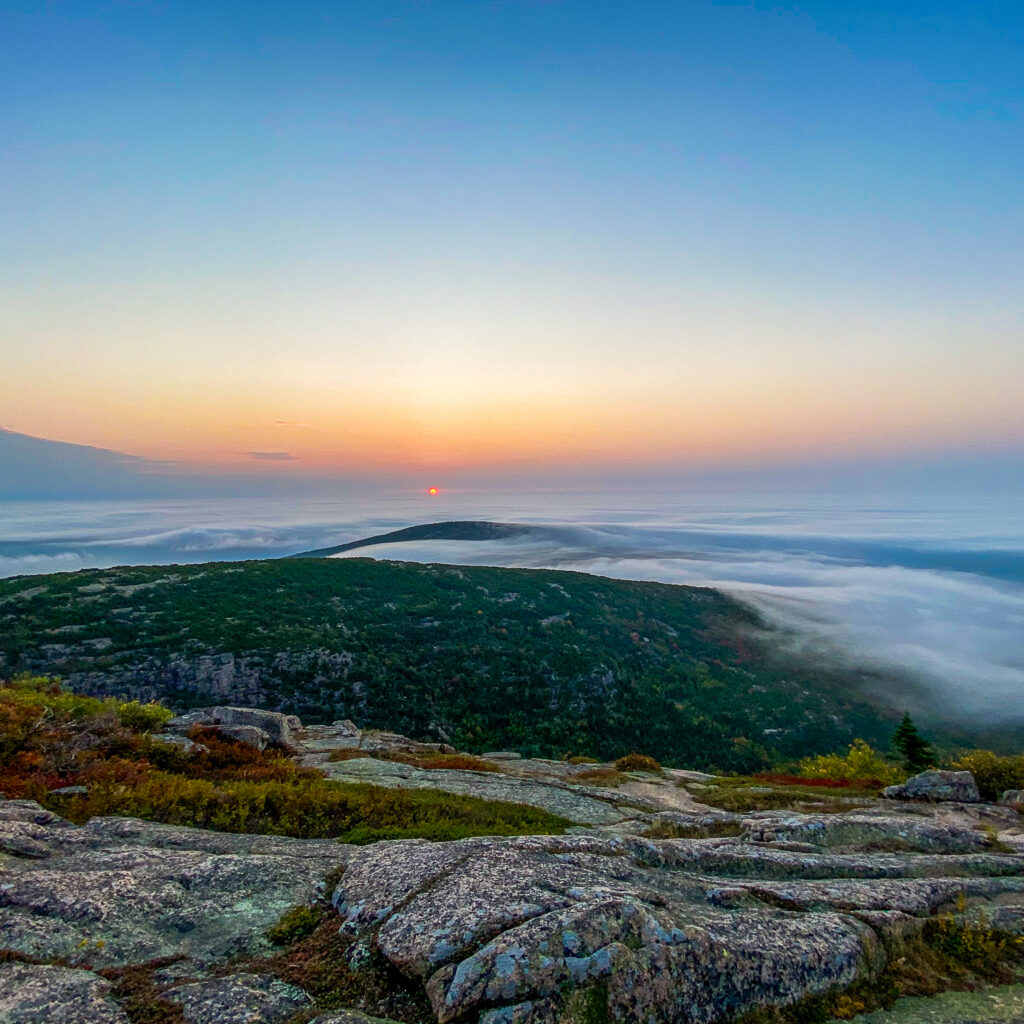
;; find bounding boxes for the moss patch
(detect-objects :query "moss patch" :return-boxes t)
[248,918,433,1024]
[266,905,329,947]
[560,982,610,1024]
[97,961,186,1024]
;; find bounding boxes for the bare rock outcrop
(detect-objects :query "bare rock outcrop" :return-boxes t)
[166,705,299,749]
[883,769,982,803]
[333,831,1024,1024]
[3,721,1023,1024]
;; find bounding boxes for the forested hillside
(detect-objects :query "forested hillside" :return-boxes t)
[0,557,904,771]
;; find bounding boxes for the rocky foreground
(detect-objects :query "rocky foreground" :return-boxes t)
[2,708,1023,1024]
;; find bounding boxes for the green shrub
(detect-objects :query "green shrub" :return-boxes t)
[116,700,175,732]
[798,739,904,786]
[1,674,112,722]
[950,750,1024,802]
[0,675,151,795]
[1,675,570,844]
[615,753,662,773]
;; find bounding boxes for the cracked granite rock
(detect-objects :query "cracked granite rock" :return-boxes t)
[740,813,994,854]
[333,832,1024,1024]
[0,799,348,968]
[163,972,311,1024]
[0,963,130,1024]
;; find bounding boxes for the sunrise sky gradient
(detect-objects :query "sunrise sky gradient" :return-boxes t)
[3,1,1022,485]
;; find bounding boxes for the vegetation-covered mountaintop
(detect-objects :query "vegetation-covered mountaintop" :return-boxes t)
[0,556,905,771]
[292,519,534,557]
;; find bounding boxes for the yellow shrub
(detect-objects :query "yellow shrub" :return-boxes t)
[950,750,1024,802]
[799,739,904,787]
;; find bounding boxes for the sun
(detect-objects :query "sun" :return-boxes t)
[427,486,440,496]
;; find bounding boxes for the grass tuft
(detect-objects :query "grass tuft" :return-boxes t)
[686,775,877,813]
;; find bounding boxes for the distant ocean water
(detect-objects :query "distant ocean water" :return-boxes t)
[1,491,1022,722]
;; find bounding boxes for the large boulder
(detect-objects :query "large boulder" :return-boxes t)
[165,705,298,748]
[883,770,981,803]
[1000,789,1024,806]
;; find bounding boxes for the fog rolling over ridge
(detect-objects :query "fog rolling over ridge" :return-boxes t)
[1,495,1022,728]
[326,517,1024,727]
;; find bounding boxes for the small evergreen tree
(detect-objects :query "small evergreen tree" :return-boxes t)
[892,713,935,773]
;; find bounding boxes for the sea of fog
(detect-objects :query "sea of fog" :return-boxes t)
[1,491,1022,722]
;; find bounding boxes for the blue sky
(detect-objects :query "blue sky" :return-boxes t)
[2,1,1022,485]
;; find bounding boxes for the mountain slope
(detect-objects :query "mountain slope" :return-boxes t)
[0,558,907,770]
[0,428,175,499]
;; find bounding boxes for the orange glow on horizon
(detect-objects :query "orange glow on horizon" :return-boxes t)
[428,486,440,495]
[8,342,1024,478]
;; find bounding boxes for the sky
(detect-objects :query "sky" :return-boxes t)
[2,0,1023,488]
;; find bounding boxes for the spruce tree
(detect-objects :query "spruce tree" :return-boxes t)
[892,713,935,773]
